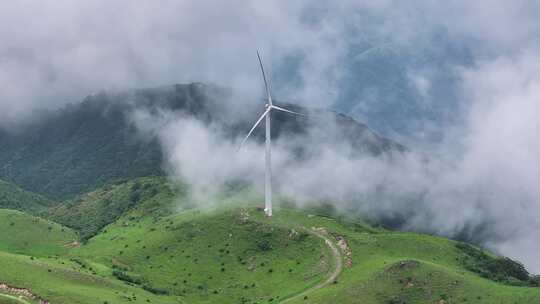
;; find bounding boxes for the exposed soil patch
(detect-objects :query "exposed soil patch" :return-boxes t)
[63,241,80,248]
[0,282,49,303]
[334,235,353,268]
[385,260,421,274]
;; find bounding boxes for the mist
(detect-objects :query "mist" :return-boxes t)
[132,56,540,272]
[1,1,540,273]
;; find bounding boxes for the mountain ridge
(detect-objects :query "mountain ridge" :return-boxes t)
[0,83,403,201]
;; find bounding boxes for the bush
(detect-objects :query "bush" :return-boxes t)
[142,285,169,295]
[257,240,272,251]
[130,189,143,203]
[530,275,540,287]
[131,181,142,191]
[112,270,142,285]
[456,242,532,285]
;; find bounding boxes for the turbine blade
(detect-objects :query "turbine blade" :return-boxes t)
[271,105,305,116]
[239,108,270,148]
[257,50,272,105]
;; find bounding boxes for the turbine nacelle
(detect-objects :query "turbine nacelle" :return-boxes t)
[239,103,303,148]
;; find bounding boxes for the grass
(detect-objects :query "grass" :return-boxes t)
[1,176,539,303]
[0,209,77,257]
[268,209,540,304]
[0,251,180,304]
[74,207,331,304]
[0,293,33,304]
[45,176,175,242]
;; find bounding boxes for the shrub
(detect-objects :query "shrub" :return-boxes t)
[142,285,169,295]
[530,275,540,287]
[112,270,142,285]
[456,242,532,285]
[131,181,142,191]
[130,189,143,203]
[257,240,272,251]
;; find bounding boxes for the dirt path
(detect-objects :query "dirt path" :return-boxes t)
[0,293,32,304]
[279,227,343,304]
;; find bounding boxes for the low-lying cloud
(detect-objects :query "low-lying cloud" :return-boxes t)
[132,51,540,274]
[2,1,540,273]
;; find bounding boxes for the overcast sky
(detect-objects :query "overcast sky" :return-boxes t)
[2,1,539,122]
[2,1,540,272]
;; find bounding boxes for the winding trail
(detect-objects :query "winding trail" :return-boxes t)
[279,227,343,304]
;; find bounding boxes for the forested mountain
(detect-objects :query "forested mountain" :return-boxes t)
[0,83,403,201]
[0,96,163,200]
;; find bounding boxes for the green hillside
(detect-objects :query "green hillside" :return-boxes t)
[45,176,175,242]
[270,210,540,304]
[0,178,539,303]
[0,180,53,214]
[0,209,76,257]
[0,251,180,304]
[0,206,180,304]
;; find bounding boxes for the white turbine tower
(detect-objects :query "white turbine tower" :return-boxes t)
[240,51,303,217]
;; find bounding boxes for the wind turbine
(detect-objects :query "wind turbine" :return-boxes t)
[240,51,303,217]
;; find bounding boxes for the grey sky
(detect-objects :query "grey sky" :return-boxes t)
[1,1,537,121]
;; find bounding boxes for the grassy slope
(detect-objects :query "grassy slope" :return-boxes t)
[0,180,53,214]
[45,176,173,241]
[1,177,540,303]
[0,294,31,304]
[59,177,540,303]
[270,209,540,304]
[0,209,76,257]
[70,183,331,304]
[0,251,180,304]
[2,178,332,304]
[0,208,181,304]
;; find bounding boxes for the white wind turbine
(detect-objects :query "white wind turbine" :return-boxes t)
[240,51,303,217]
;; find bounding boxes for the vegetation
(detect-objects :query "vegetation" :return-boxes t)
[456,242,535,286]
[0,209,76,257]
[1,84,535,303]
[73,189,329,304]
[0,177,538,303]
[0,84,402,202]
[0,91,166,200]
[44,177,176,242]
[0,251,179,304]
[0,179,53,214]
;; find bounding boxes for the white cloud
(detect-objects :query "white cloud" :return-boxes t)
[2,0,540,273]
